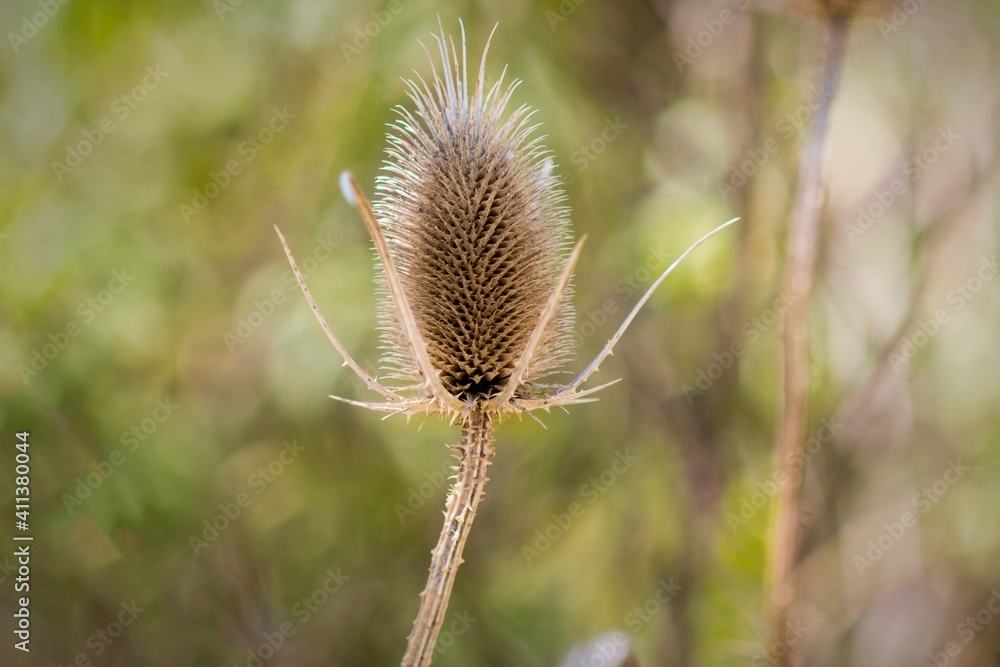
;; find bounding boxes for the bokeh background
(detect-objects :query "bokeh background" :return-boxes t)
[2,0,999,665]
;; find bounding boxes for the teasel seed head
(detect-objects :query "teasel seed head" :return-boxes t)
[276,22,735,423]
[373,26,575,405]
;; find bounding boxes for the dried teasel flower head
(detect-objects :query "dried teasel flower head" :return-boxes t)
[373,25,575,407]
[276,22,737,425]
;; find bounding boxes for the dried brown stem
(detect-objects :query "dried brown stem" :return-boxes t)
[401,410,495,667]
[767,12,850,666]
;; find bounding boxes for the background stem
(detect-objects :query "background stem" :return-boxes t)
[401,410,495,667]
[768,12,850,666]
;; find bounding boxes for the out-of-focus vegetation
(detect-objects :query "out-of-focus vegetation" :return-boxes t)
[2,1,999,666]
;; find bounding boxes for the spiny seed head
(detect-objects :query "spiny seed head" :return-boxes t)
[373,27,574,404]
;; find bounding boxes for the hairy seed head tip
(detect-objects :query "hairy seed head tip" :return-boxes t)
[373,26,575,404]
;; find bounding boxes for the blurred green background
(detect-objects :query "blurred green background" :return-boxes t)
[2,1,999,665]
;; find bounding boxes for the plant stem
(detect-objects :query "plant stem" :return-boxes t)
[768,11,850,665]
[401,409,495,667]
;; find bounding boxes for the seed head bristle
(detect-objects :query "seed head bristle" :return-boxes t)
[373,25,574,404]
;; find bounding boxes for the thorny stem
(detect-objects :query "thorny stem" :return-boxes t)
[401,409,495,667]
[768,11,850,665]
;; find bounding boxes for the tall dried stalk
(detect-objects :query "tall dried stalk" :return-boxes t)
[768,10,851,664]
